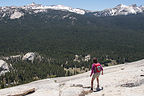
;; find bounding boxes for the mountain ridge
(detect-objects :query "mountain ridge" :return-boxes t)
[0,3,144,20]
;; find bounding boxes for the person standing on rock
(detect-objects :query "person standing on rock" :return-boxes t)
[90,57,103,91]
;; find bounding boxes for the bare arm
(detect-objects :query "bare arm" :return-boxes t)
[90,64,94,77]
[100,64,103,75]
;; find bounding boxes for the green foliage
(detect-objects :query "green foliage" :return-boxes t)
[0,60,65,88]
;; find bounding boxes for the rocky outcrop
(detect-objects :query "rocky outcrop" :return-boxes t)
[0,60,9,75]
[74,54,91,62]
[22,52,42,63]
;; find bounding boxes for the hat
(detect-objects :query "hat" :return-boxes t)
[93,57,97,61]
[93,57,97,63]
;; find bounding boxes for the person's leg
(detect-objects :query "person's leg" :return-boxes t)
[91,77,95,90]
[91,74,96,90]
[96,77,99,88]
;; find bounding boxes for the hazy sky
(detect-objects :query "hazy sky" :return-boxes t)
[0,0,144,11]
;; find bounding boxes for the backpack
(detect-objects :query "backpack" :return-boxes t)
[95,63,101,72]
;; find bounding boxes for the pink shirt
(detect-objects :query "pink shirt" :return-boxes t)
[90,63,103,75]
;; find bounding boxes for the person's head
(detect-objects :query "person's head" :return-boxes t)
[93,57,97,63]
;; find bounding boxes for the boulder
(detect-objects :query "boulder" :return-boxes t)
[0,60,9,75]
[22,52,36,63]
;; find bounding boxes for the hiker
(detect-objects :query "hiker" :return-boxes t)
[90,58,103,91]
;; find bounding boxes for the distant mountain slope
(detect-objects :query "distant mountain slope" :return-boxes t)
[0,59,144,96]
[0,3,144,20]
[91,4,144,16]
[0,10,144,62]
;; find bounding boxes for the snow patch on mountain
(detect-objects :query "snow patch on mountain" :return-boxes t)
[93,4,144,16]
[33,9,47,13]
[114,4,142,15]
[10,11,24,19]
[20,3,85,15]
[32,4,85,15]
[62,14,70,19]
[0,3,144,20]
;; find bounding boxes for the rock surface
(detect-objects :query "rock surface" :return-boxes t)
[22,52,36,63]
[0,59,144,96]
[0,60,9,75]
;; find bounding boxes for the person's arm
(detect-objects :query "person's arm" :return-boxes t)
[90,64,94,77]
[101,70,103,75]
[100,64,103,75]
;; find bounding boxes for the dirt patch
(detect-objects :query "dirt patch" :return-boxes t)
[71,84,93,96]
[71,84,83,87]
[121,79,144,87]
[83,86,91,88]
[121,83,138,87]
[79,90,93,96]
[71,84,91,89]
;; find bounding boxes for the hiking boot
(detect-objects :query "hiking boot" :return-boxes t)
[91,88,93,91]
[96,87,100,91]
